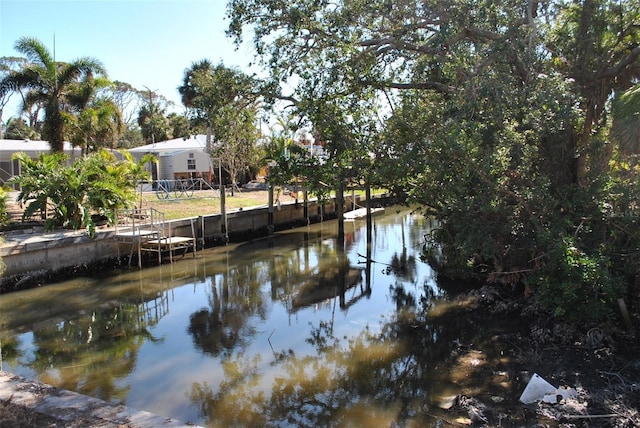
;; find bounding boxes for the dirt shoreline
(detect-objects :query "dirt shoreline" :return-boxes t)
[450,286,640,427]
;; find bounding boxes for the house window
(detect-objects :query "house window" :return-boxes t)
[189,152,194,158]
[187,159,196,170]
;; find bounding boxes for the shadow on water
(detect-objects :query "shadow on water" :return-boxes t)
[0,207,535,427]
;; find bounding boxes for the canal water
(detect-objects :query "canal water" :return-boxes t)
[0,207,526,427]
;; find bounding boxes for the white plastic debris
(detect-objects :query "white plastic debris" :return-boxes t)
[520,374,579,404]
[542,393,560,404]
[519,373,558,404]
[542,386,579,404]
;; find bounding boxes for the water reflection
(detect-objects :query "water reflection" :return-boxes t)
[30,304,159,401]
[188,296,455,428]
[1,208,505,427]
[188,267,268,358]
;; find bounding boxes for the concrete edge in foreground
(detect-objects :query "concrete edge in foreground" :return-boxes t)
[0,371,203,427]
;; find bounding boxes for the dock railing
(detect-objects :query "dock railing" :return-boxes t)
[115,207,196,267]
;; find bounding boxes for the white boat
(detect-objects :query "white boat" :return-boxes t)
[343,207,385,220]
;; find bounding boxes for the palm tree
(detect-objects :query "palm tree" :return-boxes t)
[0,56,28,138]
[179,59,215,150]
[67,76,123,153]
[72,97,123,154]
[0,36,106,152]
[137,88,171,144]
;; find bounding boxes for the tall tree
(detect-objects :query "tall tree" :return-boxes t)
[103,80,141,126]
[65,76,124,153]
[179,61,259,151]
[3,117,39,140]
[548,0,640,182]
[178,59,215,148]
[212,102,261,193]
[228,0,640,321]
[167,112,192,139]
[71,96,123,153]
[0,37,107,151]
[137,88,171,144]
[179,61,261,186]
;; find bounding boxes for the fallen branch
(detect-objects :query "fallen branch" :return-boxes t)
[562,414,618,419]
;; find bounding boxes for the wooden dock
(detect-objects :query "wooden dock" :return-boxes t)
[115,208,196,267]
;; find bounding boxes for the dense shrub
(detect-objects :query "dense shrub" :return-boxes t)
[0,186,10,227]
[10,150,155,236]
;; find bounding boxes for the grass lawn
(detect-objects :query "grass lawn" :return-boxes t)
[138,190,271,220]
[136,188,387,220]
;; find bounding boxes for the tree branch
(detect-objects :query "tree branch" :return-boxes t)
[599,46,640,79]
[384,81,458,94]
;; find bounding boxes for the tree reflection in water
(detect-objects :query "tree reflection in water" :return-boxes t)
[28,303,164,403]
[185,214,446,427]
[187,281,455,428]
[189,261,270,357]
[0,207,466,426]
[0,322,22,371]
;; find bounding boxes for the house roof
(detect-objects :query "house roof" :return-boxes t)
[0,139,81,161]
[0,135,212,161]
[159,149,211,158]
[128,135,209,154]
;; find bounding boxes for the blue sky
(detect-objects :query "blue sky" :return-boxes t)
[0,0,257,118]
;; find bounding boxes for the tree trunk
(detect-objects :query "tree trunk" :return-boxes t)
[576,98,596,185]
[45,101,65,152]
[206,124,212,153]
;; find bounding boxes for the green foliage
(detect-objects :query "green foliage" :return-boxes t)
[530,237,622,322]
[263,126,327,200]
[228,0,640,324]
[179,61,259,134]
[3,117,40,140]
[611,84,640,157]
[179,61,261,186]
[11,150,155,236]
[0,186,10,226]
[261,115,337,204]
[211,102,261,189]
[11,151,66,223]
[117,122,144,148]
[167,113,191,140]
[69,95,123,153]
[137,89,171,144]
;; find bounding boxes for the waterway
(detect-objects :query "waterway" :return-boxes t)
[0,207,526,427]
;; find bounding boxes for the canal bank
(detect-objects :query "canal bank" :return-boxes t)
[0,192,391,292]
[0,370,202,427]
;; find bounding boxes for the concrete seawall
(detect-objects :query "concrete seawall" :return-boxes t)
[0,370,202,427]
[0,195,386,279]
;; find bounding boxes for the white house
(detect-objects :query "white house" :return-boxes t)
[1,135,221,189]
[0,139,82,188]
[128,135,215,181]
